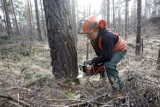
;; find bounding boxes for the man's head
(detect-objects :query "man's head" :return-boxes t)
[80,16,99,40]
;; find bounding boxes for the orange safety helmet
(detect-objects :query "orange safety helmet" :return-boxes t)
[78,16,99,34]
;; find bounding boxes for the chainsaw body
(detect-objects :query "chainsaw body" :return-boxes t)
[79,64,105,75]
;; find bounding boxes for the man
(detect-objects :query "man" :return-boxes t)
[79,16,127,97]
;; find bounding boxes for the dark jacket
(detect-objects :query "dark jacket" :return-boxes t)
[91,28,118,64]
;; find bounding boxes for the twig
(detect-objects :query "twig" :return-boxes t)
[51,88,70,99]
[47,98,85,102]
[8,100,23,107]
[4,87,31,92]
[0,94,31,107]
[64,101,88,107]
[57,81,94,91]
[47,98,88,107]
[136,75,160,85]
[17,93,19,104]
[50,104,66,107]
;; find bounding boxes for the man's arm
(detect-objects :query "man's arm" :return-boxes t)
[91,35,114,64]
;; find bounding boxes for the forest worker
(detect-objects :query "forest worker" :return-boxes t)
[78,16,127,97]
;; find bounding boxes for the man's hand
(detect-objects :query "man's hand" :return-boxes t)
[84,59,93,65]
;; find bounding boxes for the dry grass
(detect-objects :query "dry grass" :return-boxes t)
[0,34,159,106]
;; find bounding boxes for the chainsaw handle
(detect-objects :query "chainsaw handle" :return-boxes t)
[84,60,93,66]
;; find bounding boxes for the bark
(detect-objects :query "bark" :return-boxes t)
[2,0,12,35]
[34,0,43,41]
[43,0,78,79]
[71,0,77,43]
[136,0,142,55]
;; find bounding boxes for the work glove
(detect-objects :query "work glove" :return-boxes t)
[84,59,93,65]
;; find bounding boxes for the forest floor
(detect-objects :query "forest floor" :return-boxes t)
[0,33,159,107]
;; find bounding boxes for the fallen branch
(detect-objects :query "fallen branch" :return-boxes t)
[8,100,23,107]
[0,94,31,107]
[57,81,95,91]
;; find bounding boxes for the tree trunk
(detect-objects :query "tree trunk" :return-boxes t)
[1,0,7,31]
[43,0,78,80]
[133,0,137,33]
[2,0,12,35]
[76,0,79,28]
[71,0,77,43]
[125,0,128,40]
[40,0,47,37]
[86,1,91,60]
[27,0,33,38]
[143,0,148,33]
[135,0,142,55]
[157,49,160,70]
[118,3,121,35]
[76,0,79,34]
[101,0,106,20]
[107,0,110,28]
[157,49,160,64]
[10,0,19,35]
[112,0,115,31]
[34,0,43,41]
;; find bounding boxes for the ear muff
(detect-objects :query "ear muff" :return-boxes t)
[91,22,98,28]
[99,20,106,29]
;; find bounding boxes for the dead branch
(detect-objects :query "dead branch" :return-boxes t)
[8,100,23,107]
[0,94,31,107]
[57,81,95,91]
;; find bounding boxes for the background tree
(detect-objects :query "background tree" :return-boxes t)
[125,0,129,40]
[86,0,91,60]
[101,0,106,19]
[157,49,160,70]
[112,0,115,31]
[26,0,34,39]
[117,0,122,35]
[10,0,19,35]
[34,0,43,41]
[107,0,110,28]
[43,0,78,79]
[2,0,12,35]
[136,0,142,55]
[71,0,78,43]
[40,0,47,37]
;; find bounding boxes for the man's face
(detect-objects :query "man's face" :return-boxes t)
[87,31,98,40]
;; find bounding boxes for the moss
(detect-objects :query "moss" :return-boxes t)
[65,91,75,99]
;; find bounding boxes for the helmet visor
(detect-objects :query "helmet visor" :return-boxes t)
[78,20,93,34]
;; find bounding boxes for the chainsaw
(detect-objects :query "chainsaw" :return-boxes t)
[79,62,105,75]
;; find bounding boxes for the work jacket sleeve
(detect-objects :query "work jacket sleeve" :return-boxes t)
[91,35,114,64]
[91,44,101,56]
